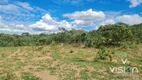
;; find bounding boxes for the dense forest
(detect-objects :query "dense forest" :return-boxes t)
[0,23,142,47]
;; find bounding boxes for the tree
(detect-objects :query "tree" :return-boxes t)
[22,32,30,37]
[96,24,133,46]
[131,23,142,43]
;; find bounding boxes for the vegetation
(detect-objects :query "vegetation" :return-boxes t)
[95,48,112,61]
[0,23,142,80]
[0,43,141,80]
[0,23,142,47]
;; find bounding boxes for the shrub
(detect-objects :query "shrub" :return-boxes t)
[84,38,93,47]
[50,41,57,47]
[50,41,57,50]
[69,50,74,53]
[3,72,18,80]
[95,48,112,61]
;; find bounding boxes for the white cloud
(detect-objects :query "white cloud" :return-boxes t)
[30,20,57,31]
[105,19,115,24]
[64,11,120,29]
[63,9,105,21]
[0,1,49,34]
[116,14,142,25]
[15,24,27,30]
[63,9,105,29]
[0,15,30,34]
[0,1,47,23]
[0,4,19,14]
[0,22,8,29]
[72,20,92,26]
[0,22,28,34]
[30,14,73,33]
[101,19,115,25]
[0,3,32,16]
[17,2,33,11]
[64,9,106,30]
[0,16,2,20]
[129,0,142,8]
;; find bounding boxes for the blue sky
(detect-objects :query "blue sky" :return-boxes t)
[0,0,142,34]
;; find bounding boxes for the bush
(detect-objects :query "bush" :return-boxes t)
[69,50,74,53]
[50,41,57,49]
[95,48,112,61]
[84,38,93,47]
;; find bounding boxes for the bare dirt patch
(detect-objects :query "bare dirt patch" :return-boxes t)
[34,70,58,80]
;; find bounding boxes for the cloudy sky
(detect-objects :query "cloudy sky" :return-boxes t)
[0,0,142,34]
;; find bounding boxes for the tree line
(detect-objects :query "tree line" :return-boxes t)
[0,23,142,47]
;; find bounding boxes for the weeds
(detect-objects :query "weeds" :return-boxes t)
[69,50,74,53]
[50,41,57,48]
[0,44,141,80]
[21,72,41,80]
[95,48,112,62]
[4,72,18,80]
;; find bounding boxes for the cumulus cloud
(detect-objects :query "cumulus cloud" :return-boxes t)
[0,15,30,34]
[30,14,73,33]
[71,20,93,27]
[0,22,29,34]
[129,0,142,8]
[101,19,115,25]
[64,9,105,21]
[116,14,142,25]
[63,9,105,28]
[0,2,141,35]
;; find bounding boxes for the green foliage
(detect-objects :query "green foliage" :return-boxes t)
[34,46,44,51]
[95,48,112,61]
[69,50,74,53]
[38,37,48,45]
[0,34,16,47]
[80,69,91,80]
[21,72,41,80]
[96,24,133,46]
[0,72,18,80]
[50,41,57,48]
[84,38,93,47]
[22,32,30,37]
[131,23,142,43]
[0,23,142,48]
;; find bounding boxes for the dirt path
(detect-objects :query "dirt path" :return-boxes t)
[7,48,21,58]
[34,71,58,80]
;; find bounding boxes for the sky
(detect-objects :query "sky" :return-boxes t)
[0,0,142,34]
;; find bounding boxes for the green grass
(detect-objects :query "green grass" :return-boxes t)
[0,44,141,80]
[21,72,41,80]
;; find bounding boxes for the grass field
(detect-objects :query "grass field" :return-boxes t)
[0,44,141,80]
